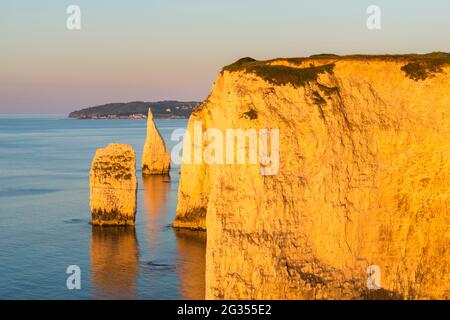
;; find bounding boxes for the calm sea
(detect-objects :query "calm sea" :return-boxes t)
[0,114,205,299]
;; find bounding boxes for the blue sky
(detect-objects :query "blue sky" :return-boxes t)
[1,0,449,113]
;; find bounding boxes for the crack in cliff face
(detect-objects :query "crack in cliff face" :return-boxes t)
[308,76,362,260]
[175,55,450,299]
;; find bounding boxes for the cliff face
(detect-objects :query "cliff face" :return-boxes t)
[175,54,450,299]
[90,143,137,226]
[142,109,171,175]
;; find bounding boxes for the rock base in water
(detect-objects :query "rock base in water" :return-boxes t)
[173,207,206,230]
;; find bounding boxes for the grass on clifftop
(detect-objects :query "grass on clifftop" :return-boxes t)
[317,52,450,80]
[398,52,450,81]
[222,57,335,88]
[222,52,450,84]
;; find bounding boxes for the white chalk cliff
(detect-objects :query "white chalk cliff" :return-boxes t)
[174,54,450,299]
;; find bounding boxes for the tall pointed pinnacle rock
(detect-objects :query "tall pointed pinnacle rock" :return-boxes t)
[142,108,171,175]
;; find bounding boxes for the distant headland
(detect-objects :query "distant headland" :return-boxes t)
[68,101,201,119]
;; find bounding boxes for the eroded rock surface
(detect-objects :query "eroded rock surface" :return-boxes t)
[90,143,137,226]
[175,54,450,299]
[142,109,171,175]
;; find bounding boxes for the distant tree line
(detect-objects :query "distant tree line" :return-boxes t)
[68,101,201,119]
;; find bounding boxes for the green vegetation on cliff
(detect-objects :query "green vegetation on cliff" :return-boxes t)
[223,52,450,85]
[222,57,335,87]
[399,52,450,80]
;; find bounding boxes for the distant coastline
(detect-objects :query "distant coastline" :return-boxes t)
[68,101,201,119]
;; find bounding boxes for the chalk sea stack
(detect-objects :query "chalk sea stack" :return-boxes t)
[175,54,450,299]
[142,109,171,175]
[90,143,137,226]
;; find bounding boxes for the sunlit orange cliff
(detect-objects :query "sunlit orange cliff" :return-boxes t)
[174,53,450,299]
[90,144,137,226]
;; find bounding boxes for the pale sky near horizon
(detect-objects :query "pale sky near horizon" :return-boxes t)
[1,0,449,113]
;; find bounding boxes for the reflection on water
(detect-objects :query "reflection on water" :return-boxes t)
[174,229,206,300]
[0,117,205,299]
[90,227,139,299]
[89,174,206,299]
[143,175,206,300]
[142,175,171,253]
